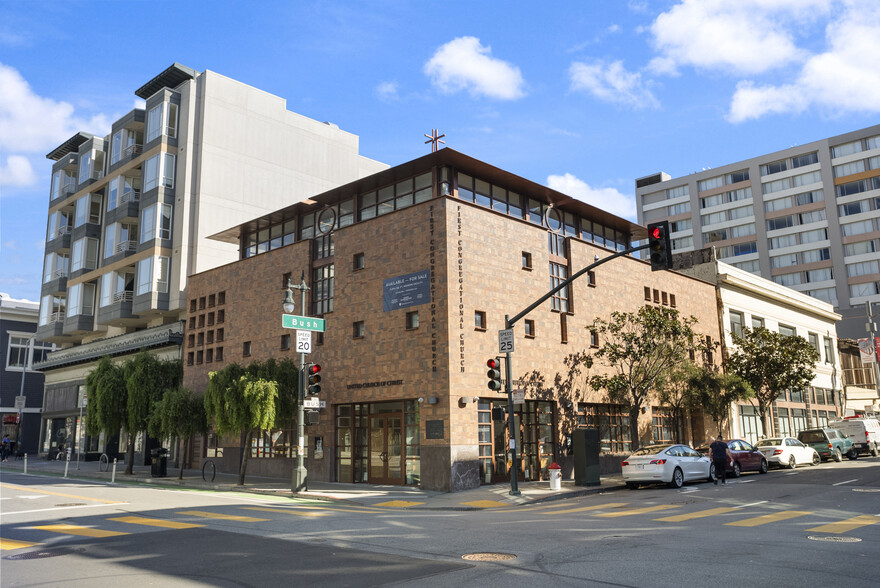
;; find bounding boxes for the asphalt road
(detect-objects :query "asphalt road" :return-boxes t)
[2,457,878,587]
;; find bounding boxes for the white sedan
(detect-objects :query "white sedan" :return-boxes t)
[622,444,714,489]
[755,437,820,469]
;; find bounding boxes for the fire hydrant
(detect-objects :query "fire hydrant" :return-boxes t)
[548,462,562,491]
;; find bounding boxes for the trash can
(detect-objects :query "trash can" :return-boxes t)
[548,462,562,491]
[150,448,168,477]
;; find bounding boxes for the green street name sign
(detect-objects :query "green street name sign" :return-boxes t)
[282,314,326,332]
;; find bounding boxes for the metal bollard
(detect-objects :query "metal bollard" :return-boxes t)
[64,450,70,478]
[23,453,27,474]
[111,458,118,484]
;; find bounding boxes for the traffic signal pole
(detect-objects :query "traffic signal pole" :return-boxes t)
[501,242,651,497]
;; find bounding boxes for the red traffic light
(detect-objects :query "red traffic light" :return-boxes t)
[487,358,500,369]
[650,226,662,239]
[307,364,321,375]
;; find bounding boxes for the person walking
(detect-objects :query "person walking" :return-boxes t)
[1,434,10,462]
[709,434,733,485]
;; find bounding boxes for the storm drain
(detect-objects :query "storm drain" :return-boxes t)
[807,535,861,543]
[4,547,84,560]
[462,552,517,562]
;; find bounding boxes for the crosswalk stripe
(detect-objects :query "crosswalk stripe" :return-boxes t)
[0,538,41,550]
[0,483,123,504]
[243,506,329,517]
[807,515,879,534]
[460,500,508,508]
[595,504,680,518]
[108,516,202,529]
[373,500,426,508]
[542,502,629,515]
[656,507,740,522]
[31,524,128,538]
[725,510,811,527]
[176,510,269,522]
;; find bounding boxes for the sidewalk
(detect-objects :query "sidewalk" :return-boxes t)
[0,456,626,510]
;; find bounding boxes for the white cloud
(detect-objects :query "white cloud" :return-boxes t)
[0,62,111,153]
[424,37,525,100]
[0,155,36,188]
[375,81,399,102]
[647,0,832,76]
[547,173,636,221]
[728,2,880,121]
[569,60,659,109]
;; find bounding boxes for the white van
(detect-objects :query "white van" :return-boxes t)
[828,417,880,457]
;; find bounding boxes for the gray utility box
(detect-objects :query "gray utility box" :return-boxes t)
[572,428,600,486]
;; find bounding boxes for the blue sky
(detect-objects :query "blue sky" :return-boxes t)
[2,0,879,302]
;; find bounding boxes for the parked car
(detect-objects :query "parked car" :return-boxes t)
[622,444,714,489]
[697,438,769,476]
[797,428,857,461]
[755,437,820,468]
[828,417,880,457]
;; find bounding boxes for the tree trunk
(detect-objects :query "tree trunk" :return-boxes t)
[125,431,135,475]
[629,406,641,451]
[178,436,187,480]
[238,429,252,486]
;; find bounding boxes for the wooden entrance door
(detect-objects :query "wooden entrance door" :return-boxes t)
[369,414,404,484]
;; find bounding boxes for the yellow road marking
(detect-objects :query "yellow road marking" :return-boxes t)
[460,500,508,508]
[725,510,811,527]
[176,510,269,522]
[656,507,740,522]
[0,483,122,504]
[1,538,41,550]
[243,506,328,518]
[32,524,128,538]
[543,502,629,515]
[373,500,425,508]
[808,515,879,534]
[108,516,202,529]
[595,504,681,518]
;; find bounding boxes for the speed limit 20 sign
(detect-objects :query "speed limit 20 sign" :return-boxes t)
[296,330,312,354]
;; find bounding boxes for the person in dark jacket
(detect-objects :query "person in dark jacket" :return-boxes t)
[709,434,733,485]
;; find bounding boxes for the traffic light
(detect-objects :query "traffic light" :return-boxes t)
[487,358,502,391]
[647,220,672,271]
[306,363,322,394]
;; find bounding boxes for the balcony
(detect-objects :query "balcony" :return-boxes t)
[36,312,67,342]
[97,291,137,327]
[42,269,69,296]
[122,143,143,161]
[116,240,137,254]
[63,311,95,336]
[46,226,72,252]
[107,190,141,223]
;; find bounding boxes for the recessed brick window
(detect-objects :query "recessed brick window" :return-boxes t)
[198,314,205,328]
[662,292,668,306]
[243,341,252,356]
[353,321,365,339]
[525,319,536,338]
[353,252,365,271]
[188,334,195,348]
[216,347,224,362]
[475,310,487,331]
[206,349,214,363]
[653,289,660,304]
[217,328,224,342]
[590,330,599,348]
[670,294,676,308]
[189,299,197,312]
[196,350,204,364]
[522,251,532,270]
[644,286,651,301]
[197,332,204,346]
[217,309,225,323]
[187,352,194,366]
[208,294,216,307]
[207,312,215,326]
[587,271,596,287]
[281,334,290,350]
[217,291,225,305]
[207,330,214,345]
[188,317,196,329]
[199,297,206,310]
[406,311,419,330]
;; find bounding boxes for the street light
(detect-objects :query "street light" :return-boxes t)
[283,272,309,492]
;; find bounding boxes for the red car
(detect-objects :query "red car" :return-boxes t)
[697,438,769,477]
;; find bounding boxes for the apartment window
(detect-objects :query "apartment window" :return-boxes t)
[206,349,214,363]
[68,238,95,275]
[752,316,764,329]
[590,329,599,348]
[560,313,568,344]
[187,352,194,366]
[761,160,787,176]
[206,331,214,345]
[216,347,224,362]
[188,334,196,348]
[729,310,744,339]
[218,291,225,305]
[281,334,290,350]
[217,328,224,342]
[146,102,178,143]
[143,153,175,192]
[661,292,668,306]
[353,252,365,271]
[779,324,796,337]
[198,314,205,328]
[524,319,536,338]
[67,282,95,317]
[197,332,204,346]
[653,289,660,304]
[217,309,225,323]
[140,203,173,242]
[136,256,169,295]
[99,271,132,307]
[823,337,834,364]
[808,332,820,354]
[207,312,215,326]
[652,408,674,444]
[522,251,532,270]
[38,295,66,325]
[6,335,54,370]
[406,311,419,330]
[50,169,76,201]
[475,310,487,331]
[242,341,252,357]
[587,271,596,287]
[188,317,195,329]
[196,350,203,365]
[669,294,676,308]
[74,193,102,227]
[353,321,365,339]
[311,264,335,315]
[549,262,569,312]
[208,294,215,307]
[644,286,651,301]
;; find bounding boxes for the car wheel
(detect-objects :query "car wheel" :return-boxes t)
[668,467,684,488]
[872,444,879,457]
[847,448,859,460]
[625,482,639,490]
[758,459,768,474]
[833,448,843,462]
[788,455,797,469]
[811,452,820,466]
[731,461,741,478]
[708,463,716,483]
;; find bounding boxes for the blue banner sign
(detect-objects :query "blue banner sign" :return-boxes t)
[383,269,430,311]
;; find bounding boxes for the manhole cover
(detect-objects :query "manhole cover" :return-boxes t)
[4,547,85,560]
[852,488,880,492]
[462,552,517,562]
[54,503,85,507]
[807,535,861,543]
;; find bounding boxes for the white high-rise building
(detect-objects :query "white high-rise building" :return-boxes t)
[636,124,880,340]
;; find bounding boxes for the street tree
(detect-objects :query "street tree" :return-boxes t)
[85,357,127,452]
[695,369,754,434]
[726,327,819,435]
[149,386,207,479]
[122,352,181,475]
[204,361,280,485]
[588,305,705,451]
[655,362,704,444]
